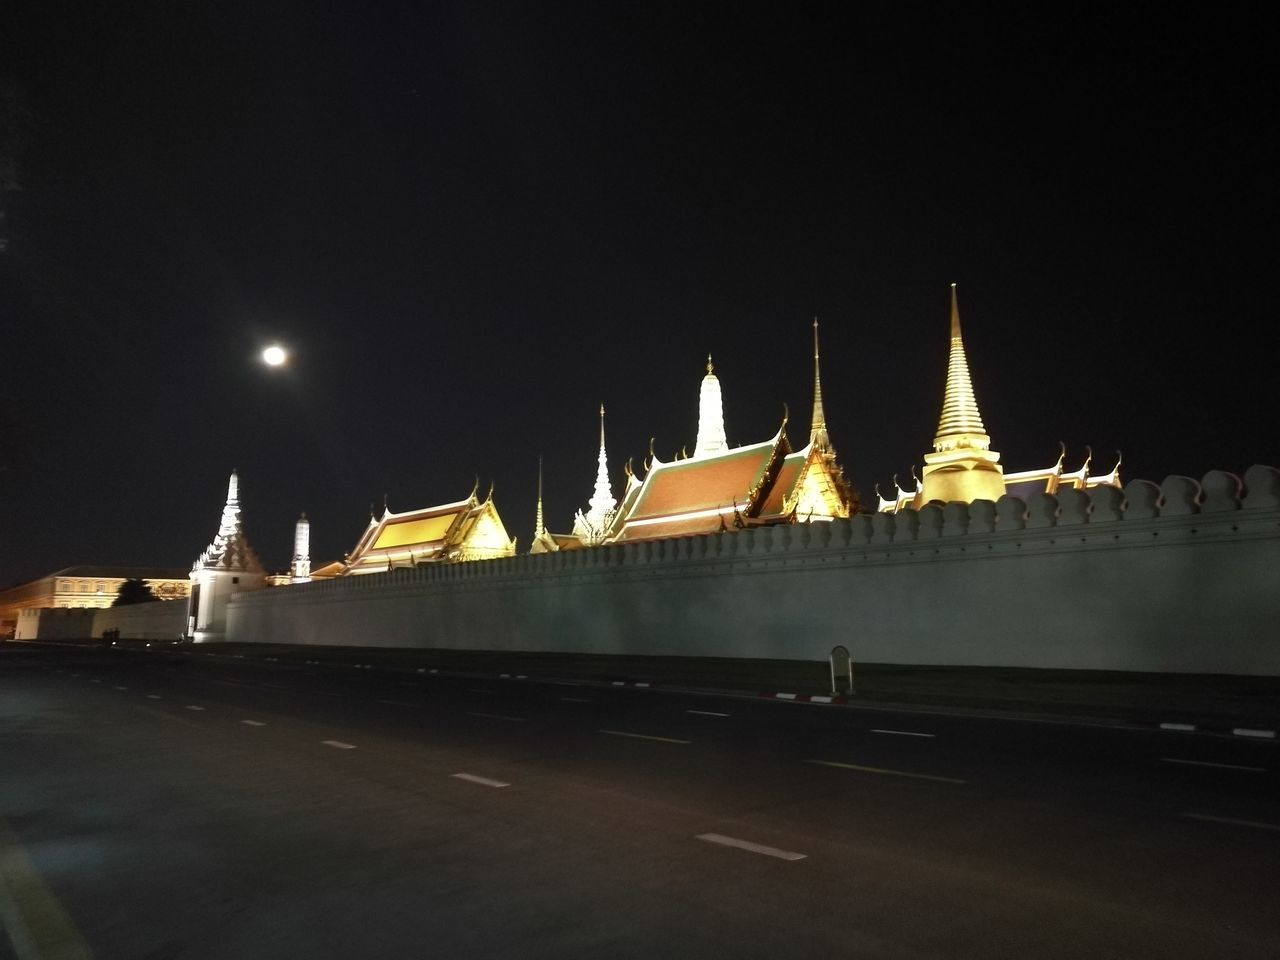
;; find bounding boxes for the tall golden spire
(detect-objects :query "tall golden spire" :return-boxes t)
[534,456,545,540]
[916,283,1004,505]
[810,317,829,451]
[933,283,990,451]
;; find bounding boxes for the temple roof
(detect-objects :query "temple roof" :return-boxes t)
[45,566,191,580]
[339,490,516,573]
[757,446,809,519]
[611,431,788,541]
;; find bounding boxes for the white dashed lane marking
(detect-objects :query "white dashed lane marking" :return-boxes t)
[871,729,935,738]
[807,759,966,784]
[146,694,162,700]
[686,709,732,717]
[468,712,527,723]
[114,686,127,691]
[240,720,266,727]
[452,773,510,788]
[696,833,806,861]
[598,729,691,745]
[183,705,206,712]
[1183,813,1280,832]
[322,740,357,750]
[1162,758,1267,773]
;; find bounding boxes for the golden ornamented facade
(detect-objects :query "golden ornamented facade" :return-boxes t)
[315,487,517,576]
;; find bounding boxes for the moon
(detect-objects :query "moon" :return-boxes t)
[262,344,288,367]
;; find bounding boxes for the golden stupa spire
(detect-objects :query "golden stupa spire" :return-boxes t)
[915,283,1004,506]
[810,317,830,451]
[534,456,545,540]
[933,283,990,451]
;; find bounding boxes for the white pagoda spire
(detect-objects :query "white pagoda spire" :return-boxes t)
[693,355,727,458]
[572,405,617,544]
[291,513,311,583]
[193,469,264,573]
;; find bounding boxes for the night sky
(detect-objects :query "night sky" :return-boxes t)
[2,4,1276,585]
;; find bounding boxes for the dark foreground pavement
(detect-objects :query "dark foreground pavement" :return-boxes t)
[2,644,1278,959]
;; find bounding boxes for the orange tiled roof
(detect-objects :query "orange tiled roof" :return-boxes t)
[627,441,777,522]
[757,448,808,518]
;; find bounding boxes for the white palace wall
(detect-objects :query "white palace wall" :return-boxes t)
[226,466,1280,676]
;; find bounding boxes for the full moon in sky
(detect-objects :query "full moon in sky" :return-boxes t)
[262,344,288,367]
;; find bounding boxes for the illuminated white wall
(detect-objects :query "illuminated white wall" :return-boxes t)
[93,600,188,641]
[191,569,266,642]
[227,466,1280,676]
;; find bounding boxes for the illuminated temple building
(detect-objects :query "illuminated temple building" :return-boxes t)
[312,485,517,577]
[533,323,858,551]
[877,285,1120,512]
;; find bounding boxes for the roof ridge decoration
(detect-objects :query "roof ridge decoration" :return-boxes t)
[693,353,728,459]
[193,470,264,574]
[933,283,991,452]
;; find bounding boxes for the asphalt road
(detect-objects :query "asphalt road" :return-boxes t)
[2,645,1278,959]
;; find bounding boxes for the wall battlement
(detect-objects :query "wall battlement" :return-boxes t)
[227,466,1280,676]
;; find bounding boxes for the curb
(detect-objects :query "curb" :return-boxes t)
[760,691,848,705]
[59,644,1280,740]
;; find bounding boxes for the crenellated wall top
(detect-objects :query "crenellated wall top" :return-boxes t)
[229,465,1280,605]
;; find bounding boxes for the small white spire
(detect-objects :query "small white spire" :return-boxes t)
[291,513,311,582]
[693,354,728,458]
[572,405,618,544]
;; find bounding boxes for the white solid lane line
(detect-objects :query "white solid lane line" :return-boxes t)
[1162,758,1267,772]
[696,833,806,861]
[807,759,966,784]
[452,773,510,788]
[322,740,357,750]
[240,720,266,727]
[871,728,935,738]
[1183,813,1280,832]
[184,705,206,712]
[686,709,732,717]
[597,729,691,745]
[468,712,527,723]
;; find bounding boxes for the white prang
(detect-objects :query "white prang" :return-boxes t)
[572,405,617,545]
[291,513,311,583]
[193,471,263,573]
[693,356,727,459]
[188,470,266,643]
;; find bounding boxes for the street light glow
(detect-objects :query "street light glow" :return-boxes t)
[262,344,288,367]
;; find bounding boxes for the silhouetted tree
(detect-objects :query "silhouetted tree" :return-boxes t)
[113,579,156,606]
